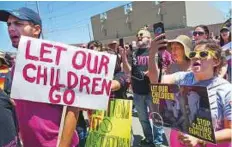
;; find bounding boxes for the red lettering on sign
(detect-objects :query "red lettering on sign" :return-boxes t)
[79,75,90,94]
[67,71,78,89]
[40,43,53,63]
[54,45,67,65]
[72,51,86,70]
[63,89,75,105]
[36,65,48,85]
[91,77,102,95]
[102,79,112,96]
[25,40,39,61]
[87,53,98,74]
[98,55,109,75]
[49,85,64,104]
[22,63,36,83]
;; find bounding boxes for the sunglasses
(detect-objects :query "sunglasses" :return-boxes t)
[188,50,217,59]
[136,33,143,37]
[193,31,205,36]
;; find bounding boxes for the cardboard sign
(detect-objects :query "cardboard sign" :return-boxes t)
[150,84,216,144]
[11,36,117,110]
[85,99,133,147]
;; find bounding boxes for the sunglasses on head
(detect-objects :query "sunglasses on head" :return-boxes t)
[193,31,205,36]
[188,50,217,59]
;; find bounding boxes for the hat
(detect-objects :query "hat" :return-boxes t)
[0,7,42,26]
[220,27,230,32]
[167,35,192,58]
[108,40,118,45]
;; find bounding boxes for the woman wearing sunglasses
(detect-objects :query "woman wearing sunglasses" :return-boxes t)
[193,25,228,80]
[193,25,209,43]
[148,34,232,147]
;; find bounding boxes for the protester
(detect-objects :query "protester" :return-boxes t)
[193,25,210,43]
[0,51,20,146]
[159,35,193,137]
[149,35,232,146]
[108,40,119,53]
[87,40,103,51]
[76,111,88,147]
[119,26,167,146]
[166,35,192,74]
[0,52,11,92]
[0,92,19,147]
[79,43,87,48]
[193,25,228,79]
[4,52,15,69]
[219,27,231,47]
[219,26,231,82]
[107,49,129,99]
[0,7,79,147]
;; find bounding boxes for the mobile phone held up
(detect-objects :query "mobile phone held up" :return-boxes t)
[153,22,166,50]
[119,38,124,47]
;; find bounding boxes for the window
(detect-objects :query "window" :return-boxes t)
[128,22,132,31]
[153,1,160,6]
[124,3,133,15]
[100,12,107,23]
[103,29,107,36]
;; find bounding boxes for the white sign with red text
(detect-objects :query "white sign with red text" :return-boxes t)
[11,36,117,110]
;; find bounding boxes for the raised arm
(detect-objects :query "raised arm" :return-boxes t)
[148,34,177,84]
[119,47,131,76]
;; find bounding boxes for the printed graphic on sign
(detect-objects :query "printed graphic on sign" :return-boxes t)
[150,84,216,144]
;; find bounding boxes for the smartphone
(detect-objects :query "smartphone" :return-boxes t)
[119,38,124,47]
[129,44,133,51]
[153,22,165,38]
[153,22,166,50]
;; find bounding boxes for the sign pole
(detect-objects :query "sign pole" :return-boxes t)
[56,106,67,147]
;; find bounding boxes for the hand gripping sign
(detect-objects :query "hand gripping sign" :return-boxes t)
[11,36,117,110]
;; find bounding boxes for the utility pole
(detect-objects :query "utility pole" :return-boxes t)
[159,2,165,22]
[87,23,92,41]
[35,1,44,39]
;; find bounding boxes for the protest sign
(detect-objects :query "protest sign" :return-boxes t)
[11,36,117,110]
[85,99,133,147]
[150,84,216,144]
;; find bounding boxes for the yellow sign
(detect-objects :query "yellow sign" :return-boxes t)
[85,99,133,147]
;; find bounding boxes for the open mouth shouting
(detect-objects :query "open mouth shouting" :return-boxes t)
[10,34,20,47]
[191,60,202,72]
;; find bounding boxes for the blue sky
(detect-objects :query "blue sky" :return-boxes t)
[0,1,231,52]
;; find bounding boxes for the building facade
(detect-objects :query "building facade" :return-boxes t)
[91,1,225,44]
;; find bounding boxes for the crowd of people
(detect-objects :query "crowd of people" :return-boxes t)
[0,6,231,147]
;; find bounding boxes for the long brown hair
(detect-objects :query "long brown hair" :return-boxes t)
[194,25,209,39]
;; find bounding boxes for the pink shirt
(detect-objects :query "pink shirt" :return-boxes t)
[12,66,79,147]
[170,129,231,147]
[15,100,79,147]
